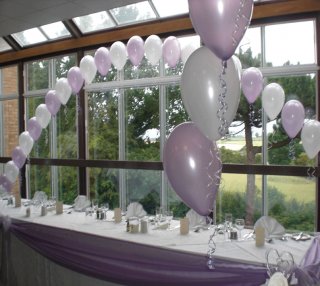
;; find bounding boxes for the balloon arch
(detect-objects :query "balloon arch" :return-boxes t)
[1,0,319,218]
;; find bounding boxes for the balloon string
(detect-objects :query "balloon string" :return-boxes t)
[45,129,48,146]
[207,232,216,270]
[232,0,250,47]
[206,143,222,215]
[288,139,296,161]
[249,104,254,127]
[64,105,69,125]
[217,61,229,138]
[307,167,316,180]
[268,128,278,150]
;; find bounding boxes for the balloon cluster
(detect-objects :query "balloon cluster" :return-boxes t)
[163,0,255,216]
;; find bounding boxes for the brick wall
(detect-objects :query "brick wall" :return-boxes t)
[2,66,19,194]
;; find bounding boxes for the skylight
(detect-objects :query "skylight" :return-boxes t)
[41,22,71,40]
[12,28,47,47]
[109,1,156,25]
[0,38,12,52]
[151,0,189,17]
[11,21,71,47]
[73,11,115,34]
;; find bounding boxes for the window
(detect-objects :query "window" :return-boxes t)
[19,19,318,232]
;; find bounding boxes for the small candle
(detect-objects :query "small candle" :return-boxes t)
[114,208,122,223]
[56,201,63,215]
[15,193,21,208]
[255,226,265,247]
[180,217,189,235]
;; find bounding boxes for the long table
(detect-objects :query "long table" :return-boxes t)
[0,203,319,286]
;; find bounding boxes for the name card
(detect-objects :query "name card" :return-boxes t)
[56,201,63,215]
[255,226,265,247]
[14,193,21,208]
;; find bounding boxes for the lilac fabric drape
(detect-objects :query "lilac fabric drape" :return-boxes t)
[4,219,269,286]
[299,235,320,284]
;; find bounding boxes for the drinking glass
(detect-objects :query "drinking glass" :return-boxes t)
[224,213,233,230]
[235,218,245,240]
[165,210,173,229]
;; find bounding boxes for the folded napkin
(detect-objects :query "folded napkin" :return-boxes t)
[32,191,48,206]
[186,209,207,228]
[74,195,91,212]
[254,216,285,238]
[268,272,288,286]
[126,202,147,218]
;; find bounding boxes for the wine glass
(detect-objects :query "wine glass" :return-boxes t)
[101,202,109,220]
[235,218,245,240]
[165,210,173,229]
[224,213,233,230]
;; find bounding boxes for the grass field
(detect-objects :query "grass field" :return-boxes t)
[220,173,315,203]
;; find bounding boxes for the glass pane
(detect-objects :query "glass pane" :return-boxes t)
[26,60,50,91]
[57,166,78,204]
[41,21,71,40]
[110,2,156,25]
[267,175,316,232]
[27,97,50,158]
[265,20,315,66]
[152,0,188,17]
[12,28,47,47]
[89,168,119,209]
[126,169,161,215]
[54,54,76,79]
[0,38,12,52]
[0,99,19,157]
[266,74,316,166]
[55,95,78,159]
[124,57,160,80]
[87,91,119,160]
[217,174,263,227]
[165,84,189,135]
[125,87,160,161]
[236,27,262,68]
[1,65,18,98]
[28,165,51,199]
[73,11,115,34]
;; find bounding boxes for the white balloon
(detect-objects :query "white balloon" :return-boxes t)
[181,43,198,65]
[301,120,320,159]
[55,78,72,105]
[4,160,19,183]
[262,83,285,121]
[144,35,162,66]
[80,55,97,84]
[35,104,51,128]
[232,55,242,81]
[181,47,240,141]
[19,131,34,156]
[110,41,127,70]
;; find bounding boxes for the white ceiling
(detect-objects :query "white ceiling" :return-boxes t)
[0,0,143,37]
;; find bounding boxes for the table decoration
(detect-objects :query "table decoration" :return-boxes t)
[254,216,285,239]
[180,217,189,235]
[126,202,146,219]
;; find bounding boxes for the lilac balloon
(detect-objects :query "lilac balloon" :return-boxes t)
[94,47,112,76]
[0,175,13,194]
[127,36,144,67]
[67,66,84,94]
[188,0,254,61]
[45,90,61,116]
[241,67,264,104]
[163,122,222,216]
[12,146,27,169]
[27,117,42,141]
[281,100,305,139]
[162,36,181,68]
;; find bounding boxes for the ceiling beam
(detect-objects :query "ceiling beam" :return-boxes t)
[0,0,319,65]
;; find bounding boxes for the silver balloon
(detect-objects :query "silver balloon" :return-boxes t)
[181,47,240,141]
